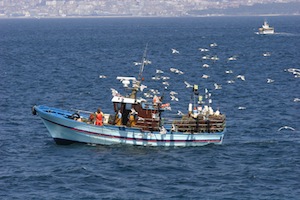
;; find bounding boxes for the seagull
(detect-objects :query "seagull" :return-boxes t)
[111,88,120,97]
[138,117,145,121]
[175,69,184,75]
[214,83,222,90]
[156,69,164,74]
[211,55,219,61]
[99,75,107,78]
[162,81,169,86]
[198,48,209,52]
[151,76,161,80]
[202,64,210,68]
[263,52,271,57]
[238,106,246,110]
[286,68,300,73]
[161,76,170,80]
[227,80,235,84]
[170,91,178,95]
[228,56,237,61]
[177,110,184,116]
[184,81,193,88]
[286,68,300,77]
[236,75,245,81]
[140,84,147,91]
[267,78,274,83]
[144,59,152,65]
[170,67,177,72]
[202,55,210,60]
[278,126,295,131]
[159,126,167,134]
[225,70,233,74]
[210,43,218,47]
[294,73,300,78]
[170,95,179,101]
[202,74,210,79]
[294,98,300,102]
[133,62,142,66]
[171,48,179,54]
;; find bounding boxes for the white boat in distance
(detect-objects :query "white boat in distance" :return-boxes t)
[258,21,274,35]
[32,47,226,147]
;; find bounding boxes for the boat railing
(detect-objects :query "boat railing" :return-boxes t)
[163,115,226,133]
[134,114,226,133]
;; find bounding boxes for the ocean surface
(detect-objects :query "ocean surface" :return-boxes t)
[0,16,300,199]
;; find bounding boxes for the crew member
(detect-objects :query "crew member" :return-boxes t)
[95,108,104,126]
[115,110,122,125]
[128,109,137,127]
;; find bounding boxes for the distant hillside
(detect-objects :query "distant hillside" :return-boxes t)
[189,2,300,16]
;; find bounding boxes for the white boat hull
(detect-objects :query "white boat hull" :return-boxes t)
[35,106,225,147]
[259,29,274,35]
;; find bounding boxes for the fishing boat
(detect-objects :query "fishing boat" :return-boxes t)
[32,47,226,147]
[258,20,274,35]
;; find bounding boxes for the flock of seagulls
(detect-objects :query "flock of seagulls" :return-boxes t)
[102,43,298,132]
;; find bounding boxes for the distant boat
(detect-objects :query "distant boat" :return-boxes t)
[258,21,274,35]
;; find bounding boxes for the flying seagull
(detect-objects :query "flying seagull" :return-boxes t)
[236,75,245,81]
[267,78,274,83]
[171,48,180,54]
[202,74,210,79]
[177,110,184,116]
[277,126,295,131]
[170,95,179,101]
[184,81,193,88]
[170,91,178,95]
[214,83,222,90]
[156,69,164,74]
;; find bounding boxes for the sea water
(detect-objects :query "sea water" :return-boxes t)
[0,16,299,199]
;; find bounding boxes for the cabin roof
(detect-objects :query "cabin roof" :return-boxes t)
[111,96,145,104]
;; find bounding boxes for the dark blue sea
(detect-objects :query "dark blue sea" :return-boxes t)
[0,16,300,199]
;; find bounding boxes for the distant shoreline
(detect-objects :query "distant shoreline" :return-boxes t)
[0,13,299,19]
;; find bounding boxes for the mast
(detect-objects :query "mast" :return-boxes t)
[130,44,149,99]
[138,43,148,82]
